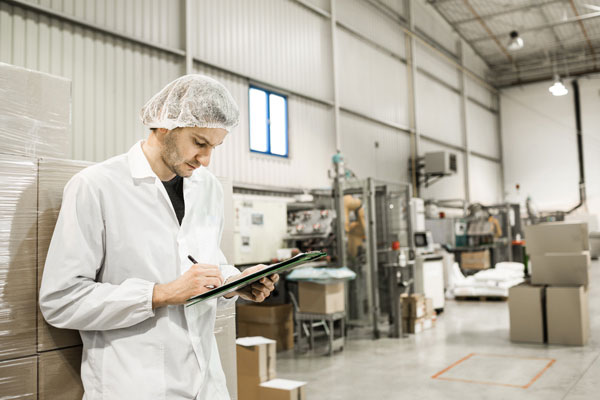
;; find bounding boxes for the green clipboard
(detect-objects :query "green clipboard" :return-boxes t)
[185,251,327,306]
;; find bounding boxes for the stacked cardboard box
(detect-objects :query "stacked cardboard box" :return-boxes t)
[237,304,294,351]
[237,337,277,400]
[400,294,436,334]
[0,62,70,158]
[460,249,491,270]
[298,281,345,314]
[237,336,306,400]
[509,222,590,346]
[0,63,84,398]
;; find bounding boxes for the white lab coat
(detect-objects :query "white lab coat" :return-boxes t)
[39,141,240,400]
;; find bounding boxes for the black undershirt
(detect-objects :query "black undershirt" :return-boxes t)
[162,175,185,225]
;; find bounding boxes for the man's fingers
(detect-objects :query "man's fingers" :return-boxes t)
[203,277,222,288]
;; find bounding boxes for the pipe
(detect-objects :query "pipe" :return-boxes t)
[568,79,587,214]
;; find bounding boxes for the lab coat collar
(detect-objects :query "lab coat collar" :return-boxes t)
[127,140,205,182]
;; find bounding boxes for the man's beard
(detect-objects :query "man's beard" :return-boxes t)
[161,131,197,177]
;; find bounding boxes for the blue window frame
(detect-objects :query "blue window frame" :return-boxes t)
[248,86,288,157]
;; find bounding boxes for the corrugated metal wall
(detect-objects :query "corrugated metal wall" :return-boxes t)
[0,0,501,203]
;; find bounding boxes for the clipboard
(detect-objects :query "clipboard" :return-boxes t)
[185,251,327,306]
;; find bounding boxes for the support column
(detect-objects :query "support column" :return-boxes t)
[458,40,471,202]
[404,0,419,197]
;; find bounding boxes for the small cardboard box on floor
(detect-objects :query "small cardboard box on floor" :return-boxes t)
[236,336,276,400]
[237,304,294,351]
[259,379,307,400]
[509,283,589,346]
[400,294,436,334]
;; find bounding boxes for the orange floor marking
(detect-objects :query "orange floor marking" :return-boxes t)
[431,353,556,389]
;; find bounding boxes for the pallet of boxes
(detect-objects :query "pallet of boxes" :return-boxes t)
[236,336,307,400]
[0,62,240,399]
[509,222,590,346]
[400,294,436,334]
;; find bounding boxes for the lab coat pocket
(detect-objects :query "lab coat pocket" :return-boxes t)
[103,334,166,400]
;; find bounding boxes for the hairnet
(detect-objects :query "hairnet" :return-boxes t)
[140,74,240,132]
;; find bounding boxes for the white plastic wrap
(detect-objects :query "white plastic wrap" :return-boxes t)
[0,154,38,362]
[215,303,238,400]
[37,158,92,352]
[0,62,70,158]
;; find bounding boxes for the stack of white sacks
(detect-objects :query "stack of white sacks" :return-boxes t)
[509,222,590,346]
[450,262,525,298]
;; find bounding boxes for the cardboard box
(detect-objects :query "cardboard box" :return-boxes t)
[38,346,84,400]
[524,222,589,256]
[460,250,490,270]
[258,379,307,400]
[37,158,90,352]
[530,252,590,286]
[508,284,546,343]
[237,304,294,351]
[237,303,293,325]
[0,62,70,158]
[0,355,37,399]
[237,320,294,352]
[0,154,38,361]
[237,337,277,400]
[399,294,430,319]
[215,304,237,400]
[298,282,345,314]
[547,286,589,346]
[403,316,435,334]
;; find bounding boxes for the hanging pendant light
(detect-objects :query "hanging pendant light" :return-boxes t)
[549,74,568,96]
[507,31,524,51]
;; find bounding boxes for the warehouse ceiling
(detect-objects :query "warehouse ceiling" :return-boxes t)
[428,0,600,87]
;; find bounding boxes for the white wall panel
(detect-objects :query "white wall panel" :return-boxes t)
[466,77,494,109]
[419,140,466,200]
[462,40,489,79]
[467,102,499,158]
[415,72,462,146]
[337,29,409,127]
[379,0,404,16]
[416,42,459,89]
[303,0,330,12]
[414,0,457,55]
[579,77,600,216]
[23,0,183,49]
[192,0,333,102]
[337,0,405,57]
[340,112,410,183]
[501,82,579,210]
[469,155,502,204]
[0,3,183,162]
[194,64,335,189]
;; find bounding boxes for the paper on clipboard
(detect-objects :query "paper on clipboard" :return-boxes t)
[185,251,326,306]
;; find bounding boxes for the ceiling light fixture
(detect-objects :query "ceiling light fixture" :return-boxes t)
[507,31,524,51]
[549,74,568,96]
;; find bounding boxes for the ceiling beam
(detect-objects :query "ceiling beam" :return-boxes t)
[452,0,565,25]
[469,11,600,43]
[462,0,514,63]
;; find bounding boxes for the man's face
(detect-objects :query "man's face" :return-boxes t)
[160,127,228,178]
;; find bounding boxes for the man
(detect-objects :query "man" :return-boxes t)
[39,75,278,399]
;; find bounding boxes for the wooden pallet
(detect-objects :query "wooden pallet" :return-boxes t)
[455,295,507,302]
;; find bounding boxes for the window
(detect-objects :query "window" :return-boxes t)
[248,86,288,157]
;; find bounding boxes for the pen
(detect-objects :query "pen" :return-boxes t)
[187,255,198,264]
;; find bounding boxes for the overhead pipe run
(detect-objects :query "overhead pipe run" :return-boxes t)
[568,79,587,214]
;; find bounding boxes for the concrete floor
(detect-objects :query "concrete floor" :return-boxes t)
[276,260,600,399]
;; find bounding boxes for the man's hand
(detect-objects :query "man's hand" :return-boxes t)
[224,264,279,302]
[152,264,224,309]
